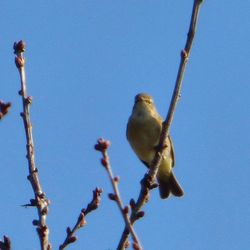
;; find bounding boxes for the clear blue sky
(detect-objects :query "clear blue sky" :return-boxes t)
[1,1,249,249]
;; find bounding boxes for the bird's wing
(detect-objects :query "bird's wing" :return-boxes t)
[160,120,175,167]
[168,135,175,167]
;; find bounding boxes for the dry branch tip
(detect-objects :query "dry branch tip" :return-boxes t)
[59,188,102,249]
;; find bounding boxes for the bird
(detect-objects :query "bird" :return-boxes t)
[126,93,184,199]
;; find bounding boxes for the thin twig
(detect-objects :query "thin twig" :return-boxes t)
[0,101,11,120]
[95,139,142,250]
[118,0,203,248]
[13,41,51,250]
[59,188,103,250]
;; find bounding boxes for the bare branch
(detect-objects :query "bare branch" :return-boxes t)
[95,138,142,250]
[59,188,103,250]
[118,0,203,248]
[13,40,51,250]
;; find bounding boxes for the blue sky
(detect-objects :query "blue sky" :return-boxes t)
[1,1,250,249]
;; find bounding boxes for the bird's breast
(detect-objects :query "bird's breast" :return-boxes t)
[127,115,161,163]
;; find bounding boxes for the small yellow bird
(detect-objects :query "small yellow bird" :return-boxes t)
[126,93,184,199]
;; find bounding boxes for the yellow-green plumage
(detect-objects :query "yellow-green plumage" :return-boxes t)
[126,93,184,199]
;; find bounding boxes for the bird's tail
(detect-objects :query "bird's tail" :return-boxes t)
[158,173,184,199]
